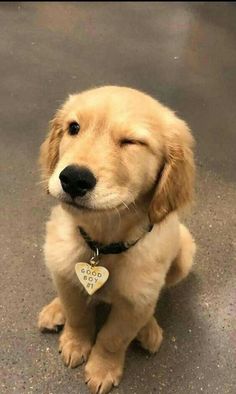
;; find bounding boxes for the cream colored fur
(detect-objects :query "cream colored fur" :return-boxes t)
[38,86,196,394]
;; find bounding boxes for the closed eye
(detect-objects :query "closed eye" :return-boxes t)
[120,138,147,147]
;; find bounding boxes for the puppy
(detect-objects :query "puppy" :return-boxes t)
[38,86,196,394]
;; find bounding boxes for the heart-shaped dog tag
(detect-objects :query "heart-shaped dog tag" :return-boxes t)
[75,263,109,295]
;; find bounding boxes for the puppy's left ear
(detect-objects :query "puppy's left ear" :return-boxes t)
[149,117,195,223]
[39,111,63,181]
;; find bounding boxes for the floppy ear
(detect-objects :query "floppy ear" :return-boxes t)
[39,112,63,181]
[149,118,195,223]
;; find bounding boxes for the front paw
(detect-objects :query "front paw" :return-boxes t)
[85,346,124,394]
[38,297,65,332]
[59,324,93,368]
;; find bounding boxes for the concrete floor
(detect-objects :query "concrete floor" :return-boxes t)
[0,2,236,394]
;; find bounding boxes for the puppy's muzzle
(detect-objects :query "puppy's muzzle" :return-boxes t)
[59,165,96,198]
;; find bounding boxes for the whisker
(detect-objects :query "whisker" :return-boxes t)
[35,179,48,186]
[115,207,121,232]
[129,201,140,217]
[121,201,130,212]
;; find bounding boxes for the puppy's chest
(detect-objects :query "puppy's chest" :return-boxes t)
[51,233,125,297]
[71,249,138,302]
[75,253,152,303]
[48,226,160,304]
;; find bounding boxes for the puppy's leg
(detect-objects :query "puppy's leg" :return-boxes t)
[54,275,95,368]
[136,316,163,353]
[165,224,196,287]
[85,301,154,394]
[38,297,66,332]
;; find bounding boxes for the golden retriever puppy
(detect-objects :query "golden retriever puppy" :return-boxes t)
[38,86,196,394]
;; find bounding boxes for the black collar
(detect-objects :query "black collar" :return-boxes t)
[78,224,153,255]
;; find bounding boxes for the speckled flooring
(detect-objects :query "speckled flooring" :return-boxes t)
[0,2,235,394]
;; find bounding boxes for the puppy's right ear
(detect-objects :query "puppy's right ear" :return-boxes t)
[39,111,63,181]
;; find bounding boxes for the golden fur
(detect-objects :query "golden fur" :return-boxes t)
[38,86,196,394]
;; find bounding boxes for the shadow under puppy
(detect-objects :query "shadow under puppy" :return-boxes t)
[38,86,196,394]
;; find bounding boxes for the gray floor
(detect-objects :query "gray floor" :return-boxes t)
[0,2,236,394]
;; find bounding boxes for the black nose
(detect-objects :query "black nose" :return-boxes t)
[59,165,96,198]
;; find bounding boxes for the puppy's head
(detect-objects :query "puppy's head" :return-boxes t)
[40,86,195,222]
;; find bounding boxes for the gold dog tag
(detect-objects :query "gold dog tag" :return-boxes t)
[75,263,109,295]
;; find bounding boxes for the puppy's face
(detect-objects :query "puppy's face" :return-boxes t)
[40,87,195,222]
